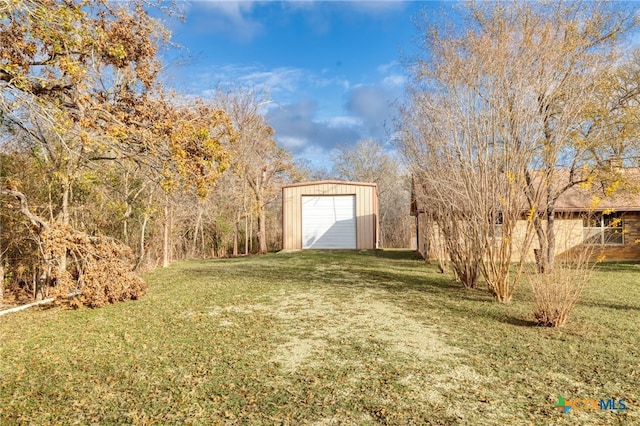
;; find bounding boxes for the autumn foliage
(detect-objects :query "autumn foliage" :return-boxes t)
[0,1,298,308]
[42,226,147,308]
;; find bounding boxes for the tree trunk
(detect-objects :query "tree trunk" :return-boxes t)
[257,190,267,254]
[546,206,556,271]
[0,189,51,300]
[0,262,4,302]
[0,297,56,316]
[200,219,206,256]
[58,178,72,272]
[233,220,239,256]
[123,216,129,245]
[122,203,132,245]
[249,213,253,253]
[162,202,171,268]
[244,215,249,255]
[192,206,203,258]
[532,215,548,273]
[36,267,48,301]
[136,213,149,269]
[60,177,71,226]
[533,175,557,273]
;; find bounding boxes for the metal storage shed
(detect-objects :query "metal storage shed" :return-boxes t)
[282,180,379,250]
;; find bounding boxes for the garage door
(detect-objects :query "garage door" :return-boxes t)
[301,195,356,249]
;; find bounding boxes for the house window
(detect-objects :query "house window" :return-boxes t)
[583,212,624,245]
[488,211,503,238]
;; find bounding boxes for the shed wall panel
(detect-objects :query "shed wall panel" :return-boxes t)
[282,181,378,250]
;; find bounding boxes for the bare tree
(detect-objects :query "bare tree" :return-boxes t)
[401,68,536,298]
[331,139,412,248]
[400,1,640,304]
[217,89,295,254]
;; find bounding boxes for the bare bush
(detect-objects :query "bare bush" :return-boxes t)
[420,211,449,274]
[527,238,596,327]
[436,210,482,289]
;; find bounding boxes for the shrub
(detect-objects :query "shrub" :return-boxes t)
[528,247,594,327]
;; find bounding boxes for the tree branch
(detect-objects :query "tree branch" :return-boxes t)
[0,189,50,232]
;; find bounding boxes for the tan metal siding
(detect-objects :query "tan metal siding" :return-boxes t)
[282,181,378,250]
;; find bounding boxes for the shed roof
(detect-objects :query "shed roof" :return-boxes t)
[282,180,378,189]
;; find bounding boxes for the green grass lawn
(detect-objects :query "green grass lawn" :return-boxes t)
[1,250,638,425]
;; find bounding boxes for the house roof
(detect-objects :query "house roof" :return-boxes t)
[554,171,640,212]
[534,168,640,212]
[411,168,640,215]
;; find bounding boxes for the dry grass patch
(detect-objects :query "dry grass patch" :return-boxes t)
[258,287,460,368]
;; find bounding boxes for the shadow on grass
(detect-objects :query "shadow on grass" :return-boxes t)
[164,252,519,319]
[338,267,461,294]
[171,253,498,307]
[580,300,639,312]
[497,316,539,327]
[443,298,541,329]
[372,249,424,261]
[324,266,509,323]
[592,261,640,272]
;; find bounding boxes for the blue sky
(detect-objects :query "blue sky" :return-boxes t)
[163,1,443,167]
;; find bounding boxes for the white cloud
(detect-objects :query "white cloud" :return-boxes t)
[347,85,388,119]
[297,144,333,169]
[188,1,263,43]
[187,62,405,156]
[193,65,306,98]
[382,74,406,87]
[192,0,410,42]
[341,57,406,138]
[278,136,308,150]
[192,64,354,108]
[267,100,361,155]
[377,61,399,74]
[314,76,351,91]
[178,60,406,160]
[238,68,306,94]
[327,115,362,128]
[345,82,402,140]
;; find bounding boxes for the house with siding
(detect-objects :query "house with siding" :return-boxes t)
[411,170,640,262]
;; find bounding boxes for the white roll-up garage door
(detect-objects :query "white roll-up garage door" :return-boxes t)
[301,195,356,249]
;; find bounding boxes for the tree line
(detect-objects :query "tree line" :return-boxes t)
[0,0,411,307]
